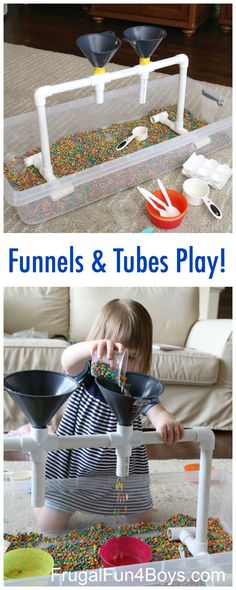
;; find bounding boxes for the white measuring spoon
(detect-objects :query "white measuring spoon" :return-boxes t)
[137,186,176,217]
[157,178,180,216]
[116,126,148,151]
[202,196,222,219]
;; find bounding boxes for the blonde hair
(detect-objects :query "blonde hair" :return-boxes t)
[87,299,152,373]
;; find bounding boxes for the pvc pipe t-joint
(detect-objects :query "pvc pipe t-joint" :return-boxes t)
[167,526,196,541]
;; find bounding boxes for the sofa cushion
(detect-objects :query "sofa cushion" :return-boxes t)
[151,348,219,386]
[4,288,69,339]
[142,382,232,430]
[69,287,199,346]
[4,337,69,373]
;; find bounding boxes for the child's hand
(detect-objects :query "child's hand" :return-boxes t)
[148,406,184,445]
[90,340,125,360]
[156,414,184,444]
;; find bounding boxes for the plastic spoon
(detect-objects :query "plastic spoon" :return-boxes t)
[137,186,175,217]
[137,186,180,218]
[202,196,222,220]
[116,126,148,151]
[157,178,180,216]
[144,189,177,211]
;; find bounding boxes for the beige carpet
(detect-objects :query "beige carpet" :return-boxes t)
[4,43,232,233]
[4,459,232,534]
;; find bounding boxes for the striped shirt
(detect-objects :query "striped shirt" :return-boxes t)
[45,372,153,514]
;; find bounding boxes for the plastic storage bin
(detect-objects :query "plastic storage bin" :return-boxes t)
[4,75,231,225]
[4,468,232,586]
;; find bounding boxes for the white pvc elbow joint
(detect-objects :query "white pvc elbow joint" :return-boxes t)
[34,86,52,106]
[195,427,215,451]
[177,53,189,68]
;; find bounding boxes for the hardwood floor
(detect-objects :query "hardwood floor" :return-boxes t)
[147,430,232,460]
[4,4,232,86]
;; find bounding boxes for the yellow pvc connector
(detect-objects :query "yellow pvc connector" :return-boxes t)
[139,57,151,65]
[93,67,105,74]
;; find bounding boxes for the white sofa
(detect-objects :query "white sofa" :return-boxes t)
[4,287,232,431]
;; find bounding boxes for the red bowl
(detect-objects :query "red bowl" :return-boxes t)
[99,535,152,567]
[146,189,188,229]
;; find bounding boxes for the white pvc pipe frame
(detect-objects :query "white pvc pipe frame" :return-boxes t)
[4,424,214,557]
[27,54,189,183]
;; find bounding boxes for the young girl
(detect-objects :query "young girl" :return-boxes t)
[35,299,184,532]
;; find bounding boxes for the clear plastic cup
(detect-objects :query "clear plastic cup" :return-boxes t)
[116,199,138,230]
[91,348,128,385]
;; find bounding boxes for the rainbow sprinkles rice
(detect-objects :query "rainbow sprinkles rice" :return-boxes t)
[4,105,206,192]
[4,514,232,573]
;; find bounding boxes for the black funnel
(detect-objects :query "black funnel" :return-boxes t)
[76,32,121,68]
[124,26,166,59]
[4,369,86,429]
[96,371,163,426]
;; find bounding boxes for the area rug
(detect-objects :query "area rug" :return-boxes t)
[4,43,232,233]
